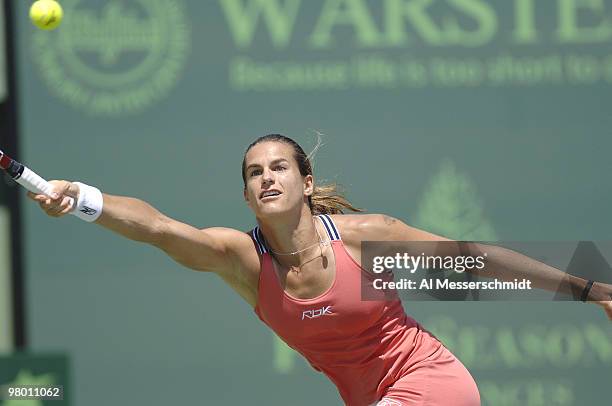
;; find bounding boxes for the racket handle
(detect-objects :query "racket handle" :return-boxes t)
[17,166,54,195]
[18,166,75,206]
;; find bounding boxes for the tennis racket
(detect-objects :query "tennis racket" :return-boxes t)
[0,148,74,205]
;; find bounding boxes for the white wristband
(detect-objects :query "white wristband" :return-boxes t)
[70,182,103,222]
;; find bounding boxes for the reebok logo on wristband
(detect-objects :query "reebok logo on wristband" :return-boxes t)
[80,206,98,216]
[70,182,103,222]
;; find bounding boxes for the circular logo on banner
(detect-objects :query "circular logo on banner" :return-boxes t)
[32,0,190,116]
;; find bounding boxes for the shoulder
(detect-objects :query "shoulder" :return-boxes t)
[195,227,261,274]
[328,213,403,243]
[328,213,391,235]
[329,213,452,244]
[204,227,262,281]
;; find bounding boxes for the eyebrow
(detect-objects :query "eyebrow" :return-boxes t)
[245,158,290,172]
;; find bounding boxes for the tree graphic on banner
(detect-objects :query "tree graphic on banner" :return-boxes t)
[415,159,497,241]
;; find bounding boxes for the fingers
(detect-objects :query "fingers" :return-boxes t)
[48,180,67,200]
[59,196,75,215]
[26,180,78,218]
[34,191,74,218]
[45,196,71,217]
[27,191,52,202]
[46,196,73,216]
[49,180,80,199]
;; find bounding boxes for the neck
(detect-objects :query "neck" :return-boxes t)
[257,207,323,267]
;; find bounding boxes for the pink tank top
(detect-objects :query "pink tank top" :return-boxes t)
[253,214,443,406]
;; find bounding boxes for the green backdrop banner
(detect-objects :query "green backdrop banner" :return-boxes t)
[11,1,612,405]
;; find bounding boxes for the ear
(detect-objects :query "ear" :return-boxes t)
[303,174,314,197]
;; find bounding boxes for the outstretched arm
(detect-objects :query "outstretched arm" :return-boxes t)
[354,214,612,320]
[28,180,249,275]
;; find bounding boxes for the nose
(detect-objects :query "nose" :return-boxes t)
[262,168,275,184]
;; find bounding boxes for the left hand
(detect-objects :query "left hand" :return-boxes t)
[589,282,612,321]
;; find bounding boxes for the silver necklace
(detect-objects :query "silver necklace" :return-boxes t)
[268,217,327,256]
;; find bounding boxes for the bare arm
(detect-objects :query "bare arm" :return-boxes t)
[28,180,250,275]
[348,214,612,318]
[95,193,166,244]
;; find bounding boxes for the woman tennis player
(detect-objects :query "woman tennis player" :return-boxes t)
[27,134,612,406]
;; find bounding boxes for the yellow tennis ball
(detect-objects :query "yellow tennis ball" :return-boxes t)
[30,0,63,31]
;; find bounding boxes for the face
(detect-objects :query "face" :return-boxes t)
[243,141,313,217]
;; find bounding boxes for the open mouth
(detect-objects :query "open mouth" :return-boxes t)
[260,190,282,200]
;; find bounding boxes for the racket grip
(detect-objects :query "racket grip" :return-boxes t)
[18,166,75,206]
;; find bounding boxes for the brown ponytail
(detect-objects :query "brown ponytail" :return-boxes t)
[242,134,364,215]
[310,183,363,215]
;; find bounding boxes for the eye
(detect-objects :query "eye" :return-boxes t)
[249,169,262,177]
[274,165,287,171]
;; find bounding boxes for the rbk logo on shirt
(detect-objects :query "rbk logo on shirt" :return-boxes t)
[302,305,333,320]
